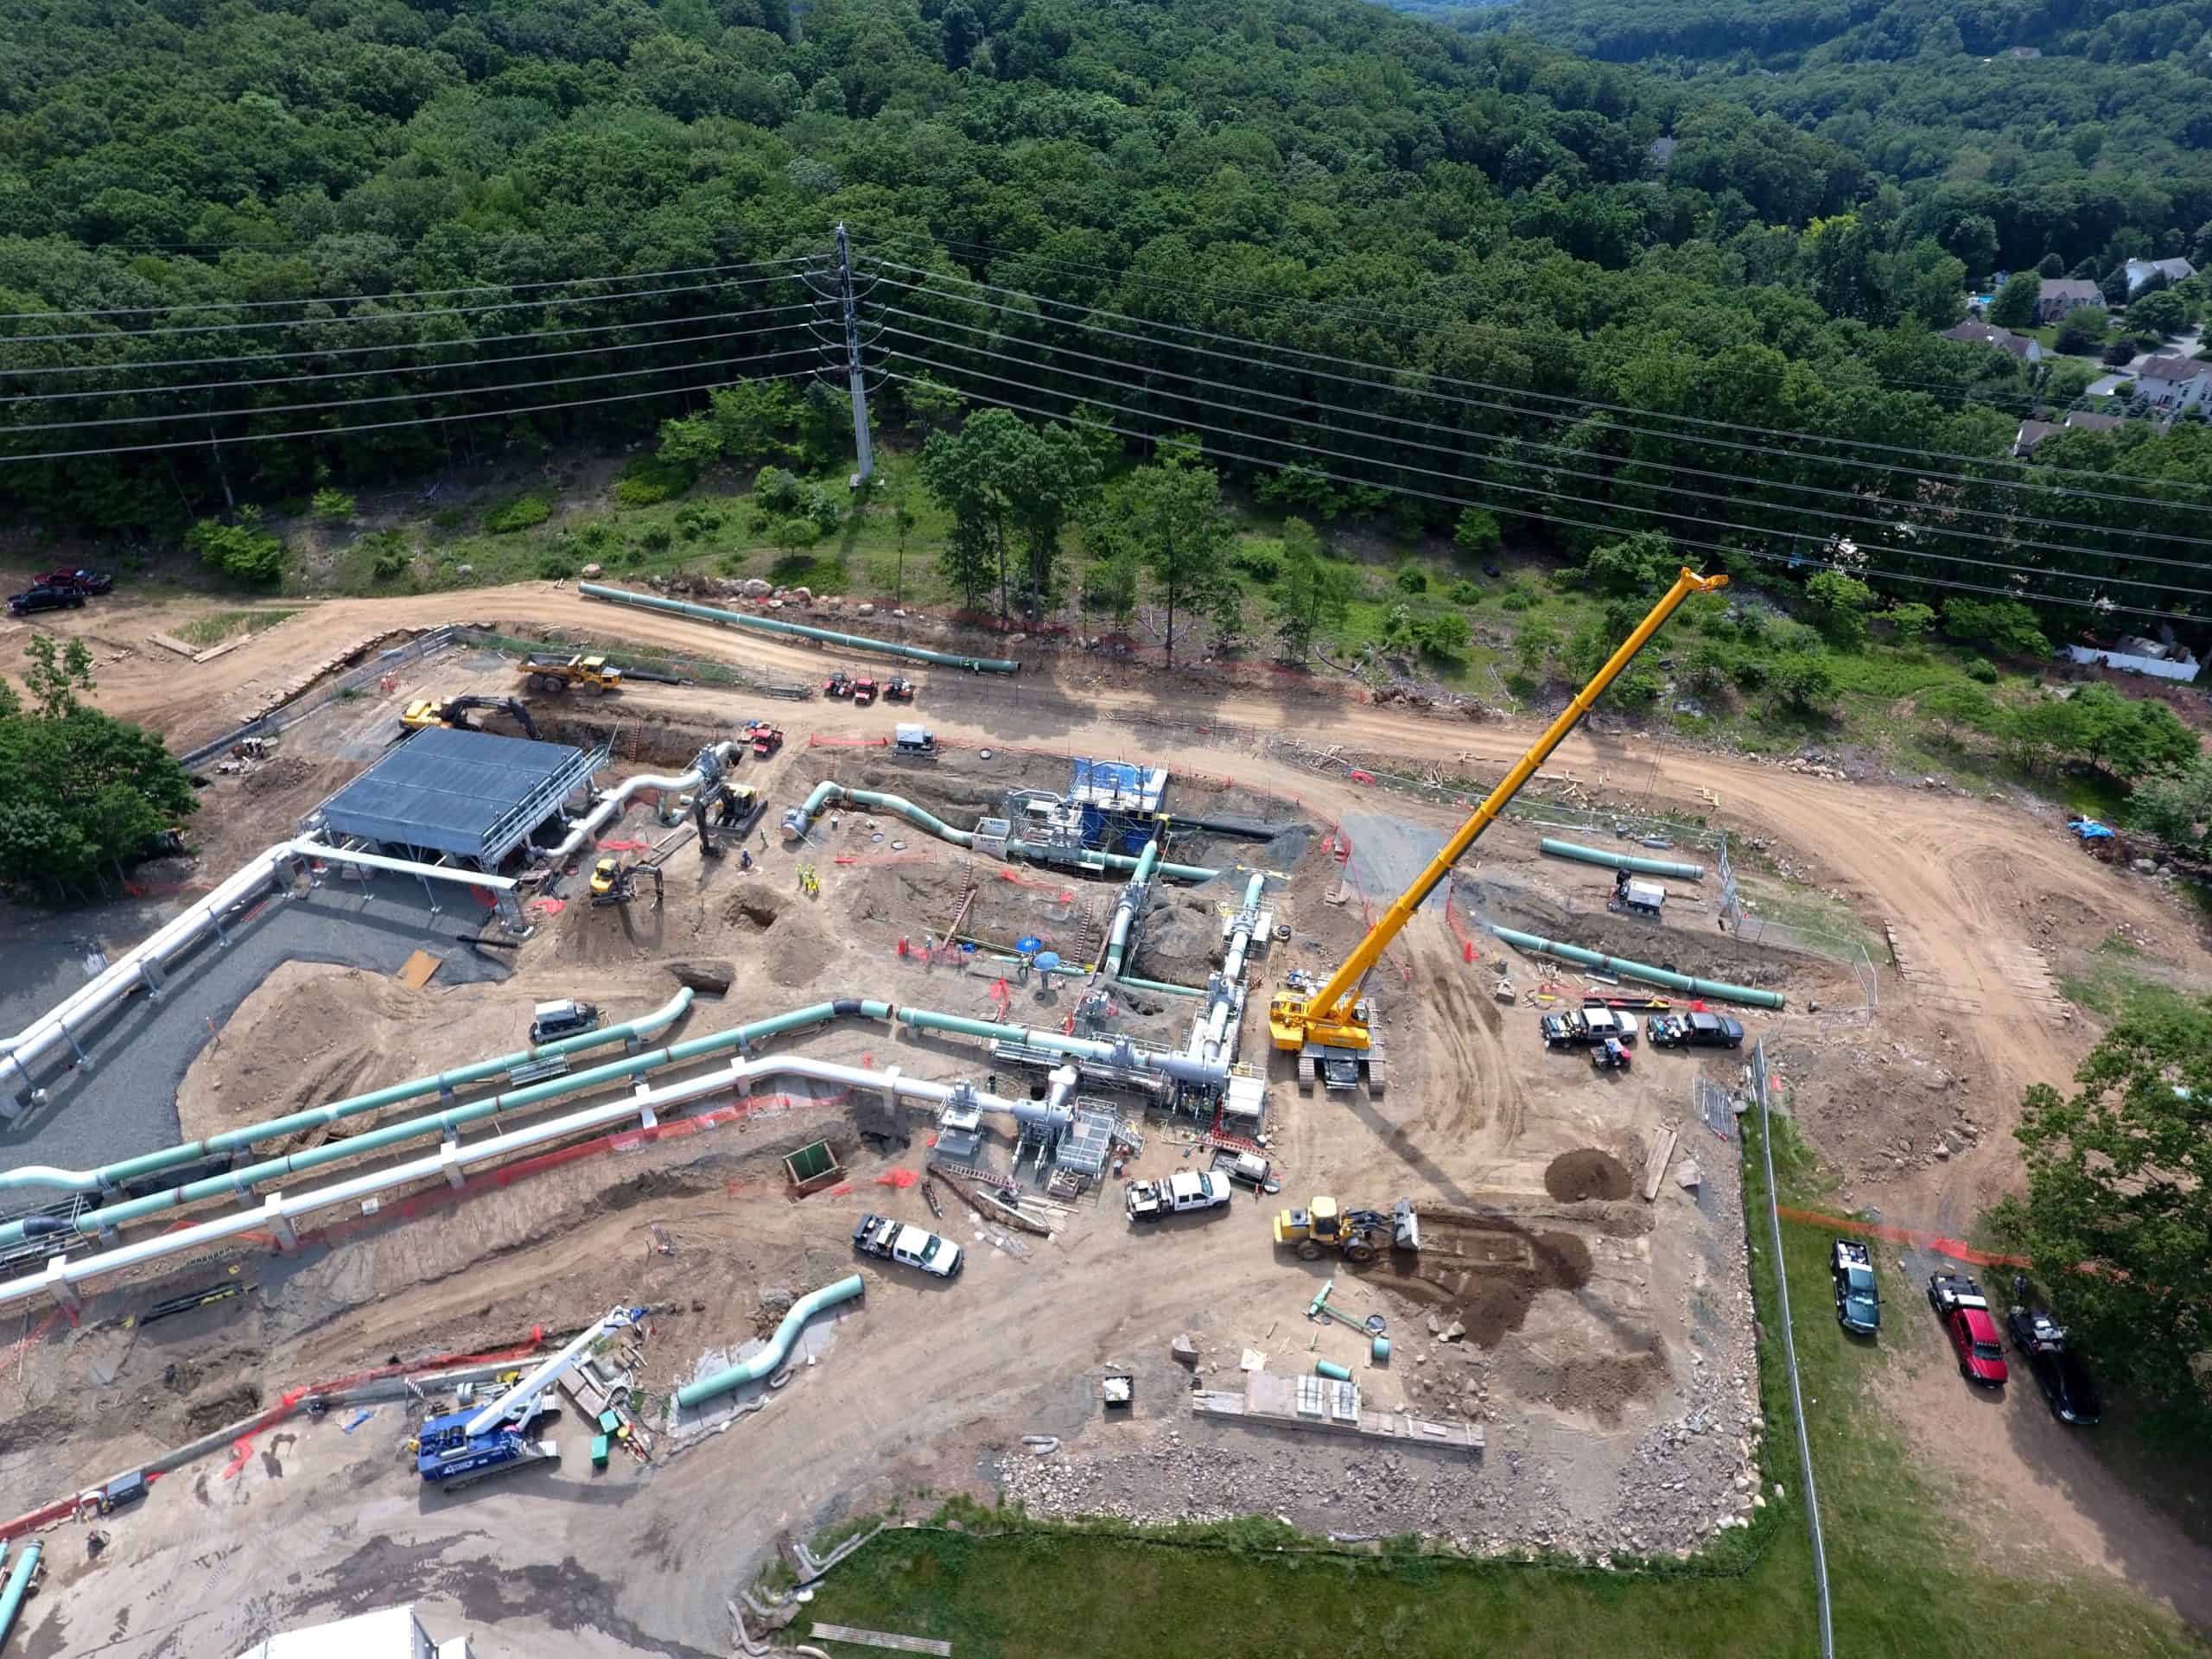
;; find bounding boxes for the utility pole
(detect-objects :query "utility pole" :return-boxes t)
[835,223,874,486]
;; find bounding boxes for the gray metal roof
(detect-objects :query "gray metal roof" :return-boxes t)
[315,726,593,866]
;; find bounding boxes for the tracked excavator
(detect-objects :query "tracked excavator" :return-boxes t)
[396,694,541,741]
[1269,568,1728,1094]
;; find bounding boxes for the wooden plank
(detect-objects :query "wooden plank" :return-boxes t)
[396,949,442,989]
[193,639,245,665]
[809,1623,953,1656]
[1642,1126,1679,1203]
[149,632,200,658]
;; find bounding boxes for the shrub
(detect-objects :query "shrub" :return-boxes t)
[1232,543,1283,584]
[576,522,616,553]
[1500,586,1535,612]
[1770,651,1837,714]
[362,531,410,582]
[534,549,577,580]
[638,525,674,554]
[1944,596,2048,657]
[431,506,466,531]
[754,467,804,514]
[485,493,552,534]
[1452,506,1502,561]
[310,487,355,524]
[186,516,287,585]
[1448,579,1481,605]
[1395,565,1429,594]
[673,504,723,541]
[1966,657,2000,683]
[613,454,696,506]
[1731,654,1771,691]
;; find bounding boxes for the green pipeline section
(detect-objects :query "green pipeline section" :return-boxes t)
[0,998,892,1249]
[1486,925,1786,1009]
[0,1540,41,1650]
[788,781,1217,881]
[580,582,1021,673]
[1539,839,1707,881]
[1112,975,1208,999]
[0,987,699,1203]
[676,1274,866,1407]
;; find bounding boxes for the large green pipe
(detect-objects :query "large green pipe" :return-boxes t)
[676,1274,866,1407]
[790,783,1217,880]
[11,999,893,1248]
[897,1005,1227,1085]
[1103,839,1161,976]
[1539,838,1707,881]
[1112,975,1208,999]
[1487,925,1785,1009]
[0,1540,38,1649]
[0,988,698,1205]
[580,582,1020,673]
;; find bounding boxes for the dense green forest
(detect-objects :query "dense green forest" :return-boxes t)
[2,0,2209,641]
[1408,0,2212,274]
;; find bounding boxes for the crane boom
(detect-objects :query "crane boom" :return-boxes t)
[1270,567,1727,1056]
[462,1304,643,1436]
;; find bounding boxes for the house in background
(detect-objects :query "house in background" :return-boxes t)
[2133,353,2212,411]
[2012,409,2126,456]
[2124,257,2196,296]
[1943,318,2043,362]
[2034,278,2104,322]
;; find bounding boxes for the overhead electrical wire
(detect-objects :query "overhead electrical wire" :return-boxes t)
[867,272,2212,548]
[848,227,2092,418]
[0,306,821,405]
[0,303,817,380]
[864,257,2212,505]
[0,359,830,464]
[0,270,819,346]
[0,256,827,322]
[872,307,2212,569]
[880,340,2212,605]
[878,366,2196,625]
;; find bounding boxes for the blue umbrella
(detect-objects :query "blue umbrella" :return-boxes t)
[1034,951,1062,971]
[1015,936,1042,953]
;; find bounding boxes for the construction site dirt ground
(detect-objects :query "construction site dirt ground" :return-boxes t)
[3,584,2211,1649]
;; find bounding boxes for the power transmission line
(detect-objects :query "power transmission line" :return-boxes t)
[874,306,2212,567]
[0,307,819,405]
[875,362,2202,624]
[848,226,2079,417]
[866,257,2212,505]
[0,270,817,346]
[0,256,825,322]
[0,304,804,380]
[0,360,828,465]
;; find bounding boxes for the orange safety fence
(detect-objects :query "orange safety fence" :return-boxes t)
[874,1168,919,1188]
[1775,1206,2031,1271]
[596,838,650,853]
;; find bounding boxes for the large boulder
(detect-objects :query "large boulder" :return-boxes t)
[740,577,773,598]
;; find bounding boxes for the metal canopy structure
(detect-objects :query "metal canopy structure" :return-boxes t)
[306,727,594,869]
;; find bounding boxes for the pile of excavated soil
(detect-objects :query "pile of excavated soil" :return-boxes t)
[1498,1346,1669,1425]
[1131,889,1224,982]
[1544,1147,1633,1202]
[718,888,834,987]
[241,755,314,796]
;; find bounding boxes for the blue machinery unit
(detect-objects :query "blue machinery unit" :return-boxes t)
[416,1304,645,1488]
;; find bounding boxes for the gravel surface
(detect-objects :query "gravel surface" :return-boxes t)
[0,875,507,1178]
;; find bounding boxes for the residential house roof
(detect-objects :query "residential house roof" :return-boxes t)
[2038,279,2102,306]
[2012,419,2060,455]
[1941,319,2038,359]
[2063,410,2122,432]
[2125,257,2196,292]
[2135,353,2211,384]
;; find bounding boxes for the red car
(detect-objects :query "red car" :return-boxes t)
[40,567,113,594]
[1929,1274,2008,1387]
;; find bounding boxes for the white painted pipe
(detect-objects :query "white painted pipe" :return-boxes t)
[0,1052,1029,1311]
[2,837,523,1095]
[541,741,741,863]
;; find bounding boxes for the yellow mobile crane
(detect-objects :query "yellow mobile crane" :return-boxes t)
[1269,567,1728,1092]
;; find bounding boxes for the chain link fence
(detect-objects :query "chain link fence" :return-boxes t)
[175,626,461,770]
[1750,1034,1835,1657]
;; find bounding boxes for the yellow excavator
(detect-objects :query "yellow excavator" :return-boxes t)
[1269,567,1728,1092]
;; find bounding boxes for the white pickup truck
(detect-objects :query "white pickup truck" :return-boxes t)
[852,1213,963,1278]
[1125,1170,1232,1222]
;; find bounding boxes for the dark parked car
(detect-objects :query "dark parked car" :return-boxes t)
[2006,1300,2101,1425]
[40,567,114,594]
[7,585,85,616]
[1649,1011,1745,1049]
[1831,1238,1880,1335]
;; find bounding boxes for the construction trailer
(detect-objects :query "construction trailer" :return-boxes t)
[232,1604,474,1659]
